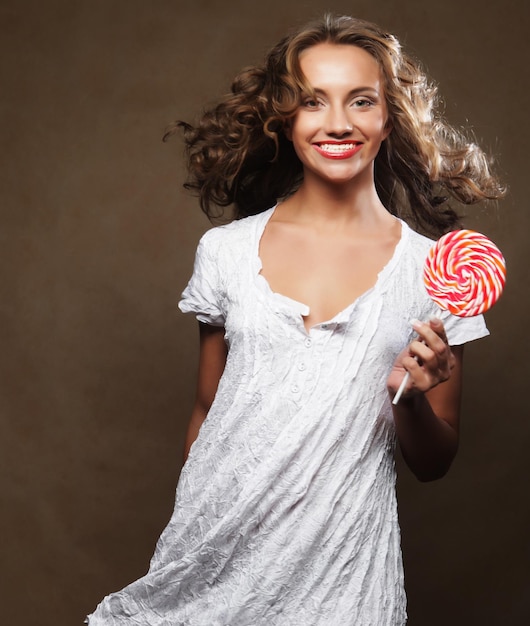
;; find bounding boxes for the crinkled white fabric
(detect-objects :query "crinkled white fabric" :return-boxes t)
[87,207,488,626]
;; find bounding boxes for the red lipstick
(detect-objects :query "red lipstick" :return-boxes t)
[313,141,362,160]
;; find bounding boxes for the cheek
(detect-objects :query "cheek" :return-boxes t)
[288,113,317,144]
[284,112,305,143]
[366,115,392,140]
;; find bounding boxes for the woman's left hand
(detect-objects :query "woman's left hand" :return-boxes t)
[387,318,456,400]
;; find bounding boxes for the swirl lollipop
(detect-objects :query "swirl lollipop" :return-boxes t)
[423,230,506,317]
[393,229,506,405]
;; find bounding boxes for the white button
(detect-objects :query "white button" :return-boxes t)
[304,338,312,347]
[291,385,299,393]
[298,363,306,371]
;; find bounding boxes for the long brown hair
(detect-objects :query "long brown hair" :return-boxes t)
[167,14,505,236]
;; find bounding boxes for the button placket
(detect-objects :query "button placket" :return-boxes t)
[290,334,314,395]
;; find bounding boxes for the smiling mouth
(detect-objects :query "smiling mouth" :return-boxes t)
[313,142,362,159]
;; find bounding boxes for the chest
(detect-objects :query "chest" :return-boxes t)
[259,231,398,329]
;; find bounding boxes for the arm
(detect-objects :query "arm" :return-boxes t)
[183,322,228,463]
[387,318,463,482]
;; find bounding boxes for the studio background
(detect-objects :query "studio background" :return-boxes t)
[1,1,527,624]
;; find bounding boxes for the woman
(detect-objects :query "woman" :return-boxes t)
[87,14,504,625]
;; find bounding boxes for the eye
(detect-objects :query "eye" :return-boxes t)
[352,97,375,108]
[301,97,322,109]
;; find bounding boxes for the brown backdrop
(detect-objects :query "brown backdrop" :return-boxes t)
[1,1,528,624]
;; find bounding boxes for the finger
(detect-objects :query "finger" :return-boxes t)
[412,319,448,358]
[428,317,450,345]
[409,339,430,363]
[401,353,424,377]
[426,319,456,372]
[406,335,453,386]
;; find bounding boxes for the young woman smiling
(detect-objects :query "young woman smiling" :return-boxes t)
[87,14,504,626]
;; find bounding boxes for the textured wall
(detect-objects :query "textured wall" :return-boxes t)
[1,1,527,624]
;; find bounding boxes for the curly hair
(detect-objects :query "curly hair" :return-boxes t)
[166,14,505,236]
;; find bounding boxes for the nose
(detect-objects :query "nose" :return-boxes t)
[324,104,353,136]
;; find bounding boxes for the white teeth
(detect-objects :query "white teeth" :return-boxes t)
[319,143,356,152]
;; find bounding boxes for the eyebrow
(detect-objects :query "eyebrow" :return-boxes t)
[308,86,381,97]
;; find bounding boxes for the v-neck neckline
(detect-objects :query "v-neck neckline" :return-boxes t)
[253,206,408,333]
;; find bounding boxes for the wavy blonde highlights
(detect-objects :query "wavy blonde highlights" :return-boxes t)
[168,14,504,234]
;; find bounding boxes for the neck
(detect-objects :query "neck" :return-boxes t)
[284,172,393,230]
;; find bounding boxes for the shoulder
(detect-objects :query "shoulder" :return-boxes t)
[197,208,274,255]
[396,221,437,272]
[387,221,435,311]
[401,221,436,255]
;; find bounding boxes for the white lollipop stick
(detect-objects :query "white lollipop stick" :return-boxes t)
[392,371,410,405]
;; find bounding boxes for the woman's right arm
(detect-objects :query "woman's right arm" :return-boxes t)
[183,322,228,462]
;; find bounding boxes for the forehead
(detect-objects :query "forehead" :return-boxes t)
[298,43,383,90]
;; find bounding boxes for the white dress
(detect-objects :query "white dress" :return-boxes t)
[87,207,488,625]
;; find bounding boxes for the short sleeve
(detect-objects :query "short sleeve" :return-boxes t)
[178,231,225,326]
[439,308,489,346]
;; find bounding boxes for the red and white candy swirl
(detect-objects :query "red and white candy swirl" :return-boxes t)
[423,229,506,317]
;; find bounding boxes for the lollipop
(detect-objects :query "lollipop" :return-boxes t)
[392,229,506,405]
[423,230,506,317]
